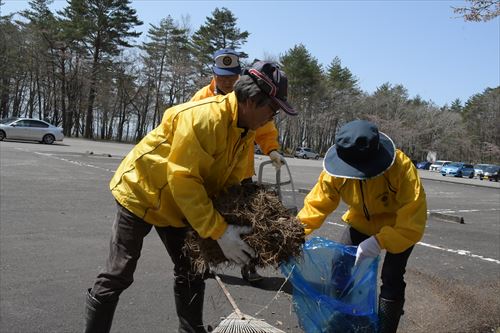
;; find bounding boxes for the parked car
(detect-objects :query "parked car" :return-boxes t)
[474,163,494,180]
[429,160,451,172]
[482,165,500,182]
[416,161,432,170]
[294,147,320,159]
[0,117,64,144]
[440,162,475,178]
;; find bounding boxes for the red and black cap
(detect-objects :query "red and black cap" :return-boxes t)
[244,61,298,116]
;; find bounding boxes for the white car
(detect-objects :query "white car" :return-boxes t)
[294,147,320,159]
[0,117,64,144]
[429,160,451,172]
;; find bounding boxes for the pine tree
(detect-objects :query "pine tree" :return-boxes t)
[280,44,322,97]
[60,0,142,138]
[21,0,67,124]
[141,16,190,126]
[450,98,463,113]
[326,56,359,91]
[191,7,249,77]
[279,44,323,150]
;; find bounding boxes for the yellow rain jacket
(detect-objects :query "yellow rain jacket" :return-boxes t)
[190,79,217,102]
[191,79,280,178]
[298,150,427,254]
[110,92,253,240]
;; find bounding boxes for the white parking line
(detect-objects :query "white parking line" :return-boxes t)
[418,242,500,264]
[28,150,116,173]
[326,221,500,264]
[327,221,345,228]
[428,208,500,213]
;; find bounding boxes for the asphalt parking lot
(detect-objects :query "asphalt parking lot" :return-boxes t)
[1,138,499,333]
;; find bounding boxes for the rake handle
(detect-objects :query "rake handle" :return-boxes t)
[214,274,245,319]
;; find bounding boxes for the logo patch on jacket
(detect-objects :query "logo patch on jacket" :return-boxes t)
[376,191,389,207]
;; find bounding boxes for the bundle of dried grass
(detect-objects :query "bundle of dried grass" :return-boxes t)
[184,183,305,273]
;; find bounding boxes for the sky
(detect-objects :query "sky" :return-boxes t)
[1,0,499,107]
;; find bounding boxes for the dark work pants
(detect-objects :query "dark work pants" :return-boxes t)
[349,227,414,302]
[90,203,206,317]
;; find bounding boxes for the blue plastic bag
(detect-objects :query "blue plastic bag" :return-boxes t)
[281,237,379,333]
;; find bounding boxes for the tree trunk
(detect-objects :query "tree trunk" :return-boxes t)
[28,71,35,118]
[0,77,9,118]
[85,43,100,139]
[36,67,42,120]
[153,52,166,128]
[85,82,96,138]
[13,77,25,117]
[60,54,68,132]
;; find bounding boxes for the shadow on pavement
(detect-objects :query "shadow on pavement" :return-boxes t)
[214,273,293,295]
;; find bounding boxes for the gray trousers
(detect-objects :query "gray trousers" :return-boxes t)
[90,202,206,303]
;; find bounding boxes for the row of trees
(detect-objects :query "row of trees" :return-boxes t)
[1,0,499,163]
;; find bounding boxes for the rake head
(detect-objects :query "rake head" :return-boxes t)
[212,311,285,333]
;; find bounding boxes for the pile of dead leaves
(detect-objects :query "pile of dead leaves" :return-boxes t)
[183,183,305,273]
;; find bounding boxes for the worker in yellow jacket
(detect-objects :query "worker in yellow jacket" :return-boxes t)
[191,49,284,283]
[84,61,297,333]
[298,120,427,333]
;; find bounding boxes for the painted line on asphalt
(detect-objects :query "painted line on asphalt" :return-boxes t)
[27,150,117,173]
[417,242,500,264]
[428,208,500,213]
[327,221,345,228]
[326,221,500,264]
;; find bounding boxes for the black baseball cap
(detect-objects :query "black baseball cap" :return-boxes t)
[244,61,297,116]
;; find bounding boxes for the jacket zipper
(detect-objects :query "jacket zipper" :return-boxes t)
[359,180,371,221]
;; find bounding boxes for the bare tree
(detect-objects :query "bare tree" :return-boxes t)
[453,0,500,22]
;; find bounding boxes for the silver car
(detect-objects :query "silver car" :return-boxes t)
[474,163,494,180]
[294,147,320,159]
[0,117,64,144]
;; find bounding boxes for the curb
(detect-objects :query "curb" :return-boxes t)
[429,212,465,224]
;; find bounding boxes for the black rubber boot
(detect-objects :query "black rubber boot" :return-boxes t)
[175,280,207,333]
[241,264,263,283]
[84,289,118,333]
[378,297,404,333]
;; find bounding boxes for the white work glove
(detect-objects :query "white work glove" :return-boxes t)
[269,150,284,170]
[354,236,381,266]
[216,225,255,265]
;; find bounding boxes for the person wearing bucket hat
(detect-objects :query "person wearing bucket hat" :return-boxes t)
[83,59,297,333]
[191,57,293,283]
[297,120,427,333]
